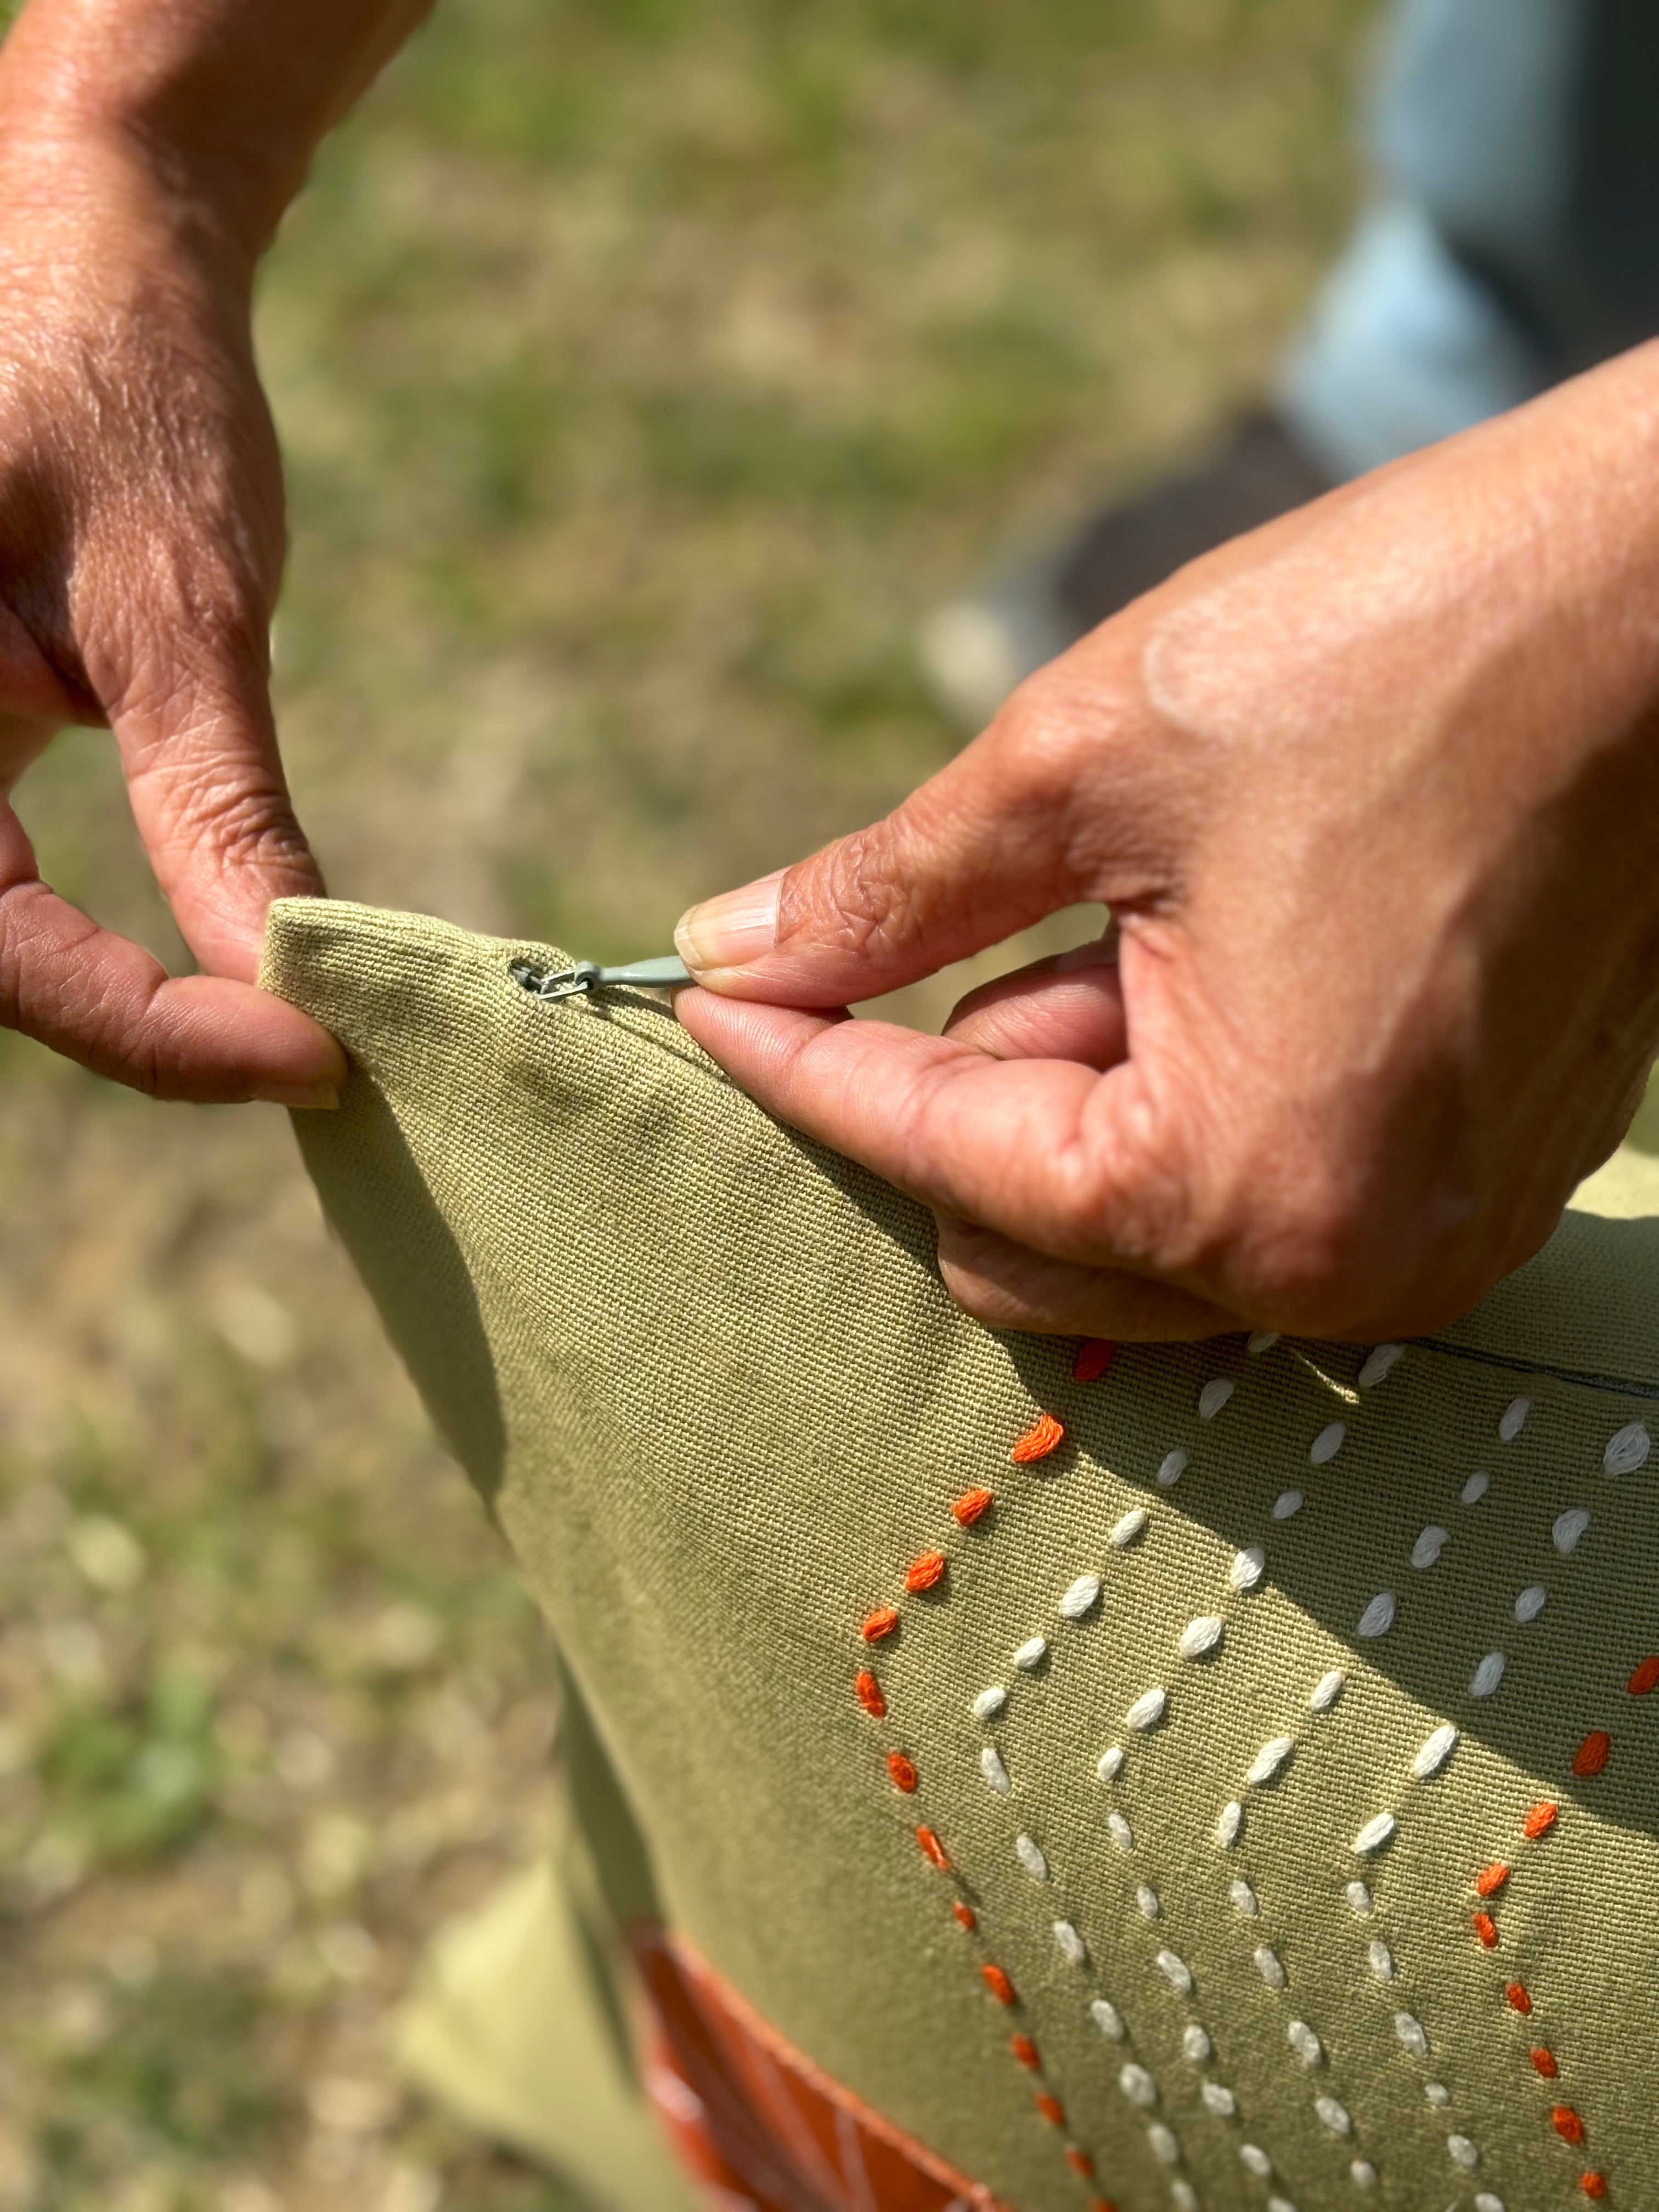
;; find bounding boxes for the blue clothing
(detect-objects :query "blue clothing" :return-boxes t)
[1282,0,1659,478]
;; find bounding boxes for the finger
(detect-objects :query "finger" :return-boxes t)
[943,938,1127,1068]
[933,1214,1236,1341]
[675,988,1185,1273]
[0,805,345,1103]
[674,647,1172,1005]
[110,633,324,984]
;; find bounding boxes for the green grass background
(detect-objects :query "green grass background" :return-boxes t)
[0,3,1374,2205]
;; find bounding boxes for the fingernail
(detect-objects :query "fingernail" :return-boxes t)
[260,1080,342,1110]
[675,867,785,974]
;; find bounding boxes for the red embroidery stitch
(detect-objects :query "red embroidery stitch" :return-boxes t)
[1627,1654,1659,1697]
[1475,1861,1510,1898]
[905,1551,946,1594]
[1065,2147,1094,2178]
[1505,1981,1533,2014]
[1034,2094,1064,2128]
[1522,1801,1559,1839]
[1572,1730,1611,1778]
[861,1605,899,1644]
[1530,2048,1559,2079]
[1072,1339,1116,1383]
[1009,2035,1040,2072]
[951,1486,994,1527]
[1581,2174,1609,2199]
[855,1670,886,1718]
[916,1826,950,1872]
[887,1751,918,1794]
[1009,1413,1064,1464]
[1553,2108,1587,2146]
[980,1963,1016,2007]
[1472,1910,1499,1950]
[950,1900,975,1930]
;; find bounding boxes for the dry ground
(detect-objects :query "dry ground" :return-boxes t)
[0,3,1374,2205]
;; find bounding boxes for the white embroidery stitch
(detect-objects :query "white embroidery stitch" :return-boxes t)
[1230,1546,1266,1592]
[1014,1832,1048,1882]
[1514,1585,1547,1622]
[1125,1687,1167,1731]
[1158,1450,1188,1488]
[1357,1344,1404,1387]
[1413,1723,1459,1778]
[1053,1920,1087,1967]
[1352,1813,1396,1855]
[1461,1471,1491,1504]
[1059,1572,1101,1621]
[1357,1592,1395,1638]
[1247,1737,1295,1786]
[1410,1525,1449,1568]
[1470,1651,1506,1698]
[1090,1997,1126,2040]
[1179,1615,1224,1660]
[1498,1397,1530,1441]
[1198,1378,1234,1421]
[1310,1668,1346,1712]
[972,1686,1006,1721]
[1605,1420,1650,1475]
[1110,1507,1149,1548]
[1272,1489,1304,1520]
[1553,1508,1590,1555]
[1014,1635,1048,1669]
[979,1745,1011,1795]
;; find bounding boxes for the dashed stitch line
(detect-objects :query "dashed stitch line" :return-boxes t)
[845,1343,1121,2204]
[1463,1593,1659,2205]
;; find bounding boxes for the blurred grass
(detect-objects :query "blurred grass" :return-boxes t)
[0,2,1373,2205]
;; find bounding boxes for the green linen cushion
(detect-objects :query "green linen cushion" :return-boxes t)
[260,897,1659,2212]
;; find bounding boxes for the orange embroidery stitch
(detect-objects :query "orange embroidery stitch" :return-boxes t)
[981,1963,1016,2007]
[886,1751,918,1794]
[1505,1981,1533,2015]
[1627,1654,1659,1697]
[1572,1730,1611,1778]
[1035,2094,1065,2128]
[854,1669,885,1718]
[905,1550,946,1594]
[1010,1413,1064,1464]
[1065,2147,1095,2179]
[1472,1910,1499,1950]
[1009,2035,1040,2072]
[860,1605,899,1644]
[1553,2108,1587,2146]
[1581,2174,1609,2199]
[1072,1339,1116,1383]
[1523,1801,1559,1839]
[1475,1861,1510,1898]
[950,1900,975,1930]
[951,1486,994,1527]
[915,1826,950,1872]
[1530,2048,1559,2079]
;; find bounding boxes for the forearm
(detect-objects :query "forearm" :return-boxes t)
[0,0,433,271]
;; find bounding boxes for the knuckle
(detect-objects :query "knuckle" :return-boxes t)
[779,823,930,962]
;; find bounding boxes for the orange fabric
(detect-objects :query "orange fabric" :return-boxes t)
[631,1927,1007,2212]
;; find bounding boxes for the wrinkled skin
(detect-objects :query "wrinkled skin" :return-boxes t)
[0,0,431,1104]
[676,349,1659,1341]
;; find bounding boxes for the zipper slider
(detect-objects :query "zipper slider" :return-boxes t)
[509,954,692,1002]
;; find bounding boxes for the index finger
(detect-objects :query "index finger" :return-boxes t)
[675,988,1173,1274]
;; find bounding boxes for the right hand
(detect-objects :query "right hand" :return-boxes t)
[0,129,345,1104]
[676,345,1659,1342]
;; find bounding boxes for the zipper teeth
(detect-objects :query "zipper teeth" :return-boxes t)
[1408,1333,1659,1402]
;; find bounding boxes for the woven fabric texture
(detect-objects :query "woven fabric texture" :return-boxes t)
[261,898,1659,2212]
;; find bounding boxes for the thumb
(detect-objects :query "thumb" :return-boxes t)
[112,629,324,985]
[674,681,1150,1006]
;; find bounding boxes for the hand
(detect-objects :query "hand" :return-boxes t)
[673,347,1659,1341]
[0,119,345,1101]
